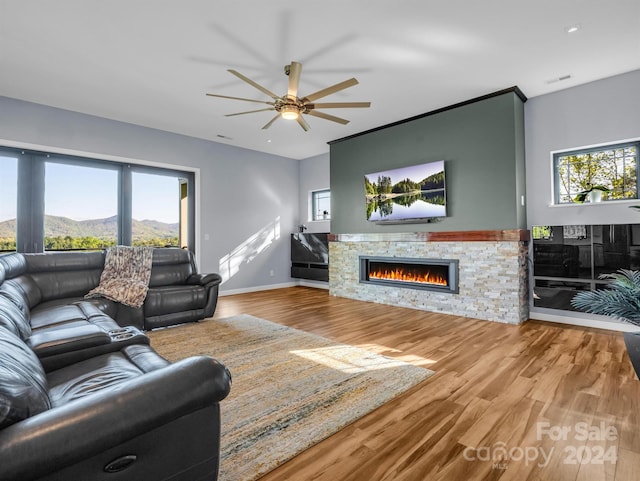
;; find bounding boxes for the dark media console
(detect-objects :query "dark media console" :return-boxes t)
[291,233,329,282]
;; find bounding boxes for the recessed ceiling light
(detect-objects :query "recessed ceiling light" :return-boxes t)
[566,24,581,34]
[267,139,272,143]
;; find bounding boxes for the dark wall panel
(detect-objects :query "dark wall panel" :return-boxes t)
[329,90,526,234]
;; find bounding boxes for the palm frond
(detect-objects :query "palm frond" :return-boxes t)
[571,269,640,327]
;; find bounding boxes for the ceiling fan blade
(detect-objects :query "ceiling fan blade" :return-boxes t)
[306,102,371,109]
[302,78,359,103]
[225,108,276,117]
[307,110,350,125]
[206,93,275,106]
[228,69,281,100]
[287,61,302,98]
[297,116,311,131]
[262,114,280,130]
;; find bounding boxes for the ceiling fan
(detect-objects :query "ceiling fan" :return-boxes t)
[206,61,371,131]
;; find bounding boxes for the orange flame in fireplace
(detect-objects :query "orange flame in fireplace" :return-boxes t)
[369,267,448,286]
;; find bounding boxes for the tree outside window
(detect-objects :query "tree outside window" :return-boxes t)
[554,142,638,204]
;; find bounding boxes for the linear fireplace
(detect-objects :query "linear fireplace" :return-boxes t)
[359,256,459,294]
[331,231,529,324]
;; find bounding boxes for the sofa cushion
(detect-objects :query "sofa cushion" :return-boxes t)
[0,327,51,428]
[25,251,104,302]
[0,252,27,280]
[47,344,169,406]
[0,281,31,318]
[31,296,119,321]
[148,248,195,287]
[4,275,42,308]
[30,304,89,330]
[33,268,102,300]
[0,294,31,339]
[29,300,120,332]
[47,354,142,406]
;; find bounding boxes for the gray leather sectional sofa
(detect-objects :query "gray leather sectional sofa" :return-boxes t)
[1,248,223,331]
[0,249,231,481]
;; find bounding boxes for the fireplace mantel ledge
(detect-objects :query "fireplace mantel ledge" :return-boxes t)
[328,229,529,243]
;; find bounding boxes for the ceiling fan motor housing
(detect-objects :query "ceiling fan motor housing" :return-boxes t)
[276,95,304,116]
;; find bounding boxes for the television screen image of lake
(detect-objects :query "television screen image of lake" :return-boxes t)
[366,191,446,221]
[364,160,446,222]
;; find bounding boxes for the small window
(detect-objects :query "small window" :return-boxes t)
[554,141,638,204]
[311,189,331,221]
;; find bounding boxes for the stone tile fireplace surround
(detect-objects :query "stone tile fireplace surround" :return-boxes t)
[329,230,530,324]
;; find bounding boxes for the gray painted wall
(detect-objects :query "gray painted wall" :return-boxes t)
[525,69,640,227]
[525,69,640,330]
[329,91,527,234]
[0,96,299,293]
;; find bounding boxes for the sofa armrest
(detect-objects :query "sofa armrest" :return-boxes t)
[27,324,111,357]
[0,356,232,481]
[186,272,222,287]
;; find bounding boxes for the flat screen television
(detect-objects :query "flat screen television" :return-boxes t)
[364,160,446,223]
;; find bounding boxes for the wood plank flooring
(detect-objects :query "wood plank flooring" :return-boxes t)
[207,287,640,481]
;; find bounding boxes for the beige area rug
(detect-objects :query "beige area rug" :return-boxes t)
[148,314,434,481]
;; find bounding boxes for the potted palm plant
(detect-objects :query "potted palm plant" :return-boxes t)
[571,269,640,378]
[573,183,611,203]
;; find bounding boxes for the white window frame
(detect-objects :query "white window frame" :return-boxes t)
[310,189,331,221]
[551,139,639,205]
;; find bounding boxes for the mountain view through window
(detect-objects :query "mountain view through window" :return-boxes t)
[0,157,188,252]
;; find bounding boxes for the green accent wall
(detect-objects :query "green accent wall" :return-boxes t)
[329,90,527,234]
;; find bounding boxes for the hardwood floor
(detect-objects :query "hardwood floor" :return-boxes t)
[211,287,640,481]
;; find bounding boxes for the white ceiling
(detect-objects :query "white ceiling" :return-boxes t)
[1,0,639,160]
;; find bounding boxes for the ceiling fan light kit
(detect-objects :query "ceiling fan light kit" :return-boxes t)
[206,61,371,131]
[280,104,300,120]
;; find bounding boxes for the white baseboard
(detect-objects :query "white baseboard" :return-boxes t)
[219,282,297,296]
[219,280,328,297]
[530,311,638,333]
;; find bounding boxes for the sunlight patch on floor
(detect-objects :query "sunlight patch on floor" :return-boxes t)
[291,344,430,373]
[355,343,437,366]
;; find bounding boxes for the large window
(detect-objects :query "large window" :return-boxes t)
[311,189,331,221]
[45,162,119,250]
[0,147,195,253]
[0,155,18,252]
[554,141,638,204]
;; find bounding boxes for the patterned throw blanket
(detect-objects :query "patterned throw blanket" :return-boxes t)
[85,246,154,308]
